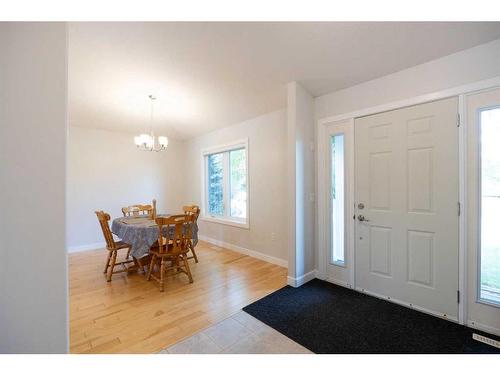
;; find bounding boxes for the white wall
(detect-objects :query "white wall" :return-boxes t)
[0,23,68,353]
[315,38,500,120]
[287,82,316,285]
[183,110,288,265]
[67,126,185,250]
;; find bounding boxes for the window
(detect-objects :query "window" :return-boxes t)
[203,140,248,227]
[207,153,224,216]
[330,134,345,265]
[479,107,500,305]
[229,148,247,218]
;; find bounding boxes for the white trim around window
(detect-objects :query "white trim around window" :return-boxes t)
[200,138,250,229]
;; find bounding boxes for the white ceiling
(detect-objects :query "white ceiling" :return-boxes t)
[69,22,500,140]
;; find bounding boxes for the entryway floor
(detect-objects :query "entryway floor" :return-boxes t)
[158,310,311,354]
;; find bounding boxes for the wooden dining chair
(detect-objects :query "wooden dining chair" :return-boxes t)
[183,205,200,263]
[147,214,194,292]
[95,211,135,282]
[183,205,200,220]
[122,199,157,218]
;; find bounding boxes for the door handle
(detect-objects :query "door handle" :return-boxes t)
[357,214,370,222]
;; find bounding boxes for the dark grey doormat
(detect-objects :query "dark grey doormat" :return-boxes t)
[243,279,500,354]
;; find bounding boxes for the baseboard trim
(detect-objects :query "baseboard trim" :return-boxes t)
[198,235,288,268]
[67,242,106,253]
[467,319,500,337]
[287,269,317,288]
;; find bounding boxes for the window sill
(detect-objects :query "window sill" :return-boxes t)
[330,261,346,268]
[477,296,500,309]
[200,215,249,229]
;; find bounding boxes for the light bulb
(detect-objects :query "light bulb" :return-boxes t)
[158,136,169,148]
[138,134,148,146]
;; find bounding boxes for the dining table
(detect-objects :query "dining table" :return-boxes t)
[111,215,198,259]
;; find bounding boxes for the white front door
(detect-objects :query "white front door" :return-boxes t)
[466,88,500,335]
[354,97,460,320]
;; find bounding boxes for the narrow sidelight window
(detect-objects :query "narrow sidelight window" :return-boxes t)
[331,134,345,265]
[480,107,500,305]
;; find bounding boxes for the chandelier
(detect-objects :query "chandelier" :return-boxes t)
[134,95,168,152]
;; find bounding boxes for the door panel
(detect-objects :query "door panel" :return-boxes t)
[355,98,459,319]
[407,230,434,287]
[369,152,392,210]
[369,226,392,277]
[407,147,433,213]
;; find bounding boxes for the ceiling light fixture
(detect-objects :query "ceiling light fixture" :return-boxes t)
[134,95,168,152]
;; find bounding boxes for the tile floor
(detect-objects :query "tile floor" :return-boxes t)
[158,310,312,354]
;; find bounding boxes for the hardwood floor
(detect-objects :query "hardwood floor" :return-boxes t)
[69,240,287,353]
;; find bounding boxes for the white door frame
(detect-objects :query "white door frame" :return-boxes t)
[316,75,500,326]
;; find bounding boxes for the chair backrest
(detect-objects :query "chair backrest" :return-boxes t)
[183,205,200,221]
[155,214,193,256]
[122,199,157,218]
[95,210,116,250]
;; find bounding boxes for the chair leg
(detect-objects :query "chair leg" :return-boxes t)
[147,254,156,281]
[135,257,146,274]
[107,250,117,282]
[126,247,131,259]
[160,259,166,292]
[103,251,112,274]
[176,257,180,272]
[190,242,199,263]
[132,257,140,272]
[182,254,194,284]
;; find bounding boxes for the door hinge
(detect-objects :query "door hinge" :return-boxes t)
[457,290,460,304]
[457,113,461,127]
[458,202,461,216]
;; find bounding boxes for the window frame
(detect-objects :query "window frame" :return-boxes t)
[200,138,249,229]
[476,105,500,308]
[329,132,347,267]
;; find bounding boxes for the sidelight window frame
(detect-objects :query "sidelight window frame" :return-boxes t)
[330,133,347,267]
[476,105,500,307]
